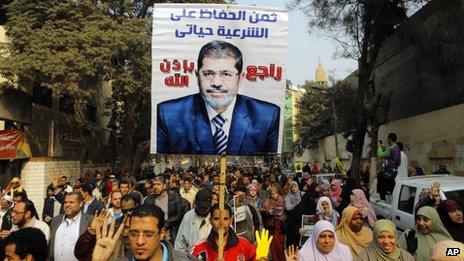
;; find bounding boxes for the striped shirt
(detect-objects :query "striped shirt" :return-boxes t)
[54,213,81,261]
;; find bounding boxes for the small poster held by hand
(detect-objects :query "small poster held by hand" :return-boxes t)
[299,214,318,246]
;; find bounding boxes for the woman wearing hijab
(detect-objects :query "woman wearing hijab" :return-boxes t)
[298,220,352,261]
[285,181,302,211]
[350,189,377,227]
[286,182,319,247]
[261,185,286,261]
[358,219,414,261]
[336,206,373,259]
[436,199,464,243]
[247,185,263,210]
[329,179,342,208]
[316,197,339,227]
[398,206,453,261]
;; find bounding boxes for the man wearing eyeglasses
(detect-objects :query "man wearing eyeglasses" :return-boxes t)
[91,204,195,261]
[156,40,280,155]
[74,194,138,261]
[7,200,50,243]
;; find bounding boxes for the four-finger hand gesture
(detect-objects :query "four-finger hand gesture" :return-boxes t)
[431,181,440,197]
[89,209,108,234]
[255,228,273,259]
[92,217,125,261]
[285,245,299,261]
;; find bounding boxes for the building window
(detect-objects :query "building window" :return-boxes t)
[59,93,75,115]
[32,85,53,108]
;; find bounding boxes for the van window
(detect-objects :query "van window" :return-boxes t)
[398,185,416,214]
[445,190,464,209]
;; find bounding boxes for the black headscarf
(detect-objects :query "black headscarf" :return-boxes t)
[437,199,464,243]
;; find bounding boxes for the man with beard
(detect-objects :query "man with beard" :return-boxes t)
[144,175,187,243]
[48,192,92,261]
[107,191,124,224]
[9,200,50,243]
[190,203,256,261]
[175,188,213,254]
[156,40,280,155]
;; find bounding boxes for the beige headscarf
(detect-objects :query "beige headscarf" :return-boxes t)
[336,206,373,259]
[358,219,414,261]
[399,206,453,261]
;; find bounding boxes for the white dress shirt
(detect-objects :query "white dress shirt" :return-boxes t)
[11,217,51,243]
[54,213,81,261]
[204,96,237,138]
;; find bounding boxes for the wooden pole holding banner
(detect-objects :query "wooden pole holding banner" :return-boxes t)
[218,153,227,258]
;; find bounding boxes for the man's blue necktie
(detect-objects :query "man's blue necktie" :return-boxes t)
[212,114,227,154]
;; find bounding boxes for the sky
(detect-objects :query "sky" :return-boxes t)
[236,0,357,86]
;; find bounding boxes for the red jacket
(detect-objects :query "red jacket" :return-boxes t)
[190,228,256,261]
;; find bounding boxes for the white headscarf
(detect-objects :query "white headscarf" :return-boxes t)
[316,196,338,226]
[316,196,333,215]
[299,220,352,261]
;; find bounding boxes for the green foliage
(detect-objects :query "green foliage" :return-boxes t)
[295,0,429,183]
[1,1,116,99]
[0,0,229,169]
[294,80,356,155]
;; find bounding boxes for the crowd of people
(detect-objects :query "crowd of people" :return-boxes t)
[0,160,462,261]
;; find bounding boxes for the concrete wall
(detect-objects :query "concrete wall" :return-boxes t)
[294,134,363,167]
[295,103,464,176]
[81,163,111,175]
[21,160,110,217]
[21,160,80,217]
[379,103,464,176]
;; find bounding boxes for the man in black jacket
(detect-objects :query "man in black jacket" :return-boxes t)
[144,175,188,243]
[81,184,105,215]
[43,184,62,225]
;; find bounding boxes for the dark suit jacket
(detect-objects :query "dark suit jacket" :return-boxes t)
[84,198,105,216]
[42,197,60,225]
[157,93,280,155]
[48,212,93,261]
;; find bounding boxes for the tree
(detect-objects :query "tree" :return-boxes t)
[295,0,427,184]
[1,0,228,175]
[294,80,356,156]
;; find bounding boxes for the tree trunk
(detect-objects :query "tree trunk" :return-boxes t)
[120,95,138,173]
[369,125,380,192]
[351,119,367,184]
[351,63,370,185]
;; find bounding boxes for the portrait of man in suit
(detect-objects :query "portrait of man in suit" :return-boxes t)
[156,40,281,155]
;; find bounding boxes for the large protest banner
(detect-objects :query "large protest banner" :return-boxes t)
[151,4,288,155]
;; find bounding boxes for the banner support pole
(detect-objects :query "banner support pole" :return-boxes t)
[218,153,227,258]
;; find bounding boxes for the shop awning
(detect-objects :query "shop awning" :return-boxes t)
[0,129,32,160]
